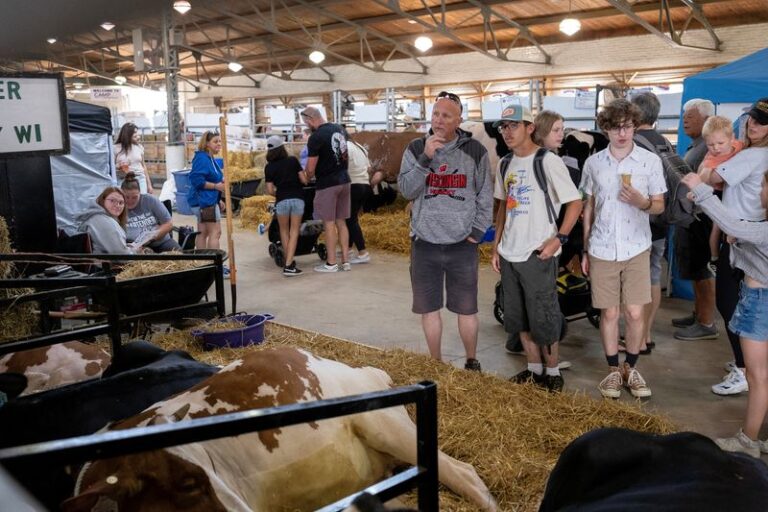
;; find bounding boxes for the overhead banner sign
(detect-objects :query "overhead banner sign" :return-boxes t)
[0,73,70,158]
[90,87,122,101]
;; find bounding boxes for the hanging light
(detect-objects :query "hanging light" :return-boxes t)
[114,74,127,85]
[101,22,115,31]
[173,0,192,14]
[559,0,581,36]
[414,36,433,52]
[47,38,57,44]
[559,18,581,36]
[228,61,243,72]
[309,50,325,64]
[73,82,85,90]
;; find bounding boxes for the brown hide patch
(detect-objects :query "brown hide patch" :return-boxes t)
[112,347,323,452]
[350,131,419,182]
[1,341,110,376]
[70,450,227,512]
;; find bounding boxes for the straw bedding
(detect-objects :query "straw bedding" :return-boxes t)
[0,216,38,342]
[239,195,274,229]
[151,322,675,511]
[116,253,207,281]
[226,151,266,183]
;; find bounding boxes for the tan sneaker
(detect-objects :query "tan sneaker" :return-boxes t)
[622,362,652,398]
[598,367,623,399]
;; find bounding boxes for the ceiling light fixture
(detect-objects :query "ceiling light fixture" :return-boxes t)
[228,61,243,72]
[47,38,57,44]
[114,74,127,85]
[173,1,192,14]
[101,22,115,31]
[559,0,581,36]
[414,35,433,52]
[309,50,326,64]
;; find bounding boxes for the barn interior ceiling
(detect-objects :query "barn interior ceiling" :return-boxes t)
[1,0,766,90]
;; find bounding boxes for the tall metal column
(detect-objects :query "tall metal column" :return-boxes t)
[162,7,183,145]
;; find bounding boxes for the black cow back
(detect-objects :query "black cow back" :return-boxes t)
[540,428,768,512]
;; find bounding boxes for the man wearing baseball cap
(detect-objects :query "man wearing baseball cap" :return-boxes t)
[491,105,582,392]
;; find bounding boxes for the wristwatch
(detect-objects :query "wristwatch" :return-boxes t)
[556,233,569,245]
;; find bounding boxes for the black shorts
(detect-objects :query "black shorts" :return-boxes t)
[500,253,564,346]
[410,239,479,315]
[675,215,713,281]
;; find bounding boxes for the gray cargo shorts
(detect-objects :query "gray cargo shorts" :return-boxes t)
[500,252,563,347]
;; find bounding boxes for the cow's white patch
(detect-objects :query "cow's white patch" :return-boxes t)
[106,475,118,485]
[218,359,243,373]
[255,383,278,400]
[151,386,240,419]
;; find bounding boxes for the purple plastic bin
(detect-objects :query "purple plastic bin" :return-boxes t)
[192,313,274,351]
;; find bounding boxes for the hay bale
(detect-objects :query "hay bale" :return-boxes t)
[239,195,273,229]
[0,215,38,342]
[226,151,266,183]
[152,322,675,511]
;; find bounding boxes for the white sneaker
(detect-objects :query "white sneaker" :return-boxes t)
[340,262,351,271]
[314,263,339,273]
[724,360,737,373]
[350,253,371,264]
[558,360,572,370]
[716,430,760,458]
[712,367,748,396]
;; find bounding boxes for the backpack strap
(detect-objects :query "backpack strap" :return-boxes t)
[499,153,513,181]
[532,147,557,225]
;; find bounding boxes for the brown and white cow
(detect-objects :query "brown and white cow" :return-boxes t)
[350,131,420,183]
[0,341,110,396]
[64,346,496,512]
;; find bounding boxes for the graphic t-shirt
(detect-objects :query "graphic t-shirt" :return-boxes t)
[307,123,350,190]
[494,151,581,262]
[115,143,146,178]
[125,194,172,245]
[265,156,305,203]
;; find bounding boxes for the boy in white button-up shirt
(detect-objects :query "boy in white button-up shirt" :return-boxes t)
[580,99,666,400]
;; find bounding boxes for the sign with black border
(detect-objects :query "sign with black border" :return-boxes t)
[0,72,70,158]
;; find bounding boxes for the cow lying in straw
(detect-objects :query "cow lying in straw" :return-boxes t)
[64,346,497,511]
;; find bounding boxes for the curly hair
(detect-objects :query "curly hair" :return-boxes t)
[597,99,642,133]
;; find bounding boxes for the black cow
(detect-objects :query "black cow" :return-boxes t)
[540,428,768,512]
[0,340,217,509]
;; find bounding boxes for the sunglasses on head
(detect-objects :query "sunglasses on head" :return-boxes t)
[204,131,220,141]
[436,91,462,112]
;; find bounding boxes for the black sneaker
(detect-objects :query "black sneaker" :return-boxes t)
[505,338,525,355]
[545,374,565,393]
[464,358,482,372]
[510,369,545,386]
[283,264,303,277]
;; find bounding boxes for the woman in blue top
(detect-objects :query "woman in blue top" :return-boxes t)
[188,131,226,251]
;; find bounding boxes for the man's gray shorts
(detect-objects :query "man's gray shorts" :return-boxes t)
[500,252,563,346]
[410,238,479,315]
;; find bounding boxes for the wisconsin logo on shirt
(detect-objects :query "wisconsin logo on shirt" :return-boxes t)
[424,164,467,200]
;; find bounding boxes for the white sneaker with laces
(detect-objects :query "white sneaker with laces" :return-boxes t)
[712,367,748,396]
[314,263,339,273]
[716,430,760,458]
[350,253,371,264]
[341,262,351,271]
[724,360,737,373]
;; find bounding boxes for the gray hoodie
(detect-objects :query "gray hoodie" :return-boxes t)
[76,202,131,254]
[692,183,768,285]
[398,129,493,244]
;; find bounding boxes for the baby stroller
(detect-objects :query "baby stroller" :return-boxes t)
[267,185,327,267]
[493,270,600,330]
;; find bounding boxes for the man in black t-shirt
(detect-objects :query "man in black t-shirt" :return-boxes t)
[300,106,352,273]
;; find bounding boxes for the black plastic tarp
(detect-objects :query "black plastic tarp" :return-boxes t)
[66,99,113,134]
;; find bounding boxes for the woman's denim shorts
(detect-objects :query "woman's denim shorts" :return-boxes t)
[729,283,768,341]
[275,198,304,217]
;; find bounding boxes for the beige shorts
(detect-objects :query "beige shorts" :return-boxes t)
[589,250,651,309]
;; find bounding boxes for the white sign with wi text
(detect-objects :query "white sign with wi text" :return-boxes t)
[90,87,122,101]
[0,75,68,155]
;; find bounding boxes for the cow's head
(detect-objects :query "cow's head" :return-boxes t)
[61,449,227,512]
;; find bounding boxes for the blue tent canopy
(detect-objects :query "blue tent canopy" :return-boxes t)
[678,47,768,153]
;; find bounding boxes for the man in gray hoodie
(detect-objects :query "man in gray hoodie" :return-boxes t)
[398,91,493,371]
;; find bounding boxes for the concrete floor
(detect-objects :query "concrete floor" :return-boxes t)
[183,212,750,442]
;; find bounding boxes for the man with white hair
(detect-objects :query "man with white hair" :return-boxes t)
[672,98,719,341]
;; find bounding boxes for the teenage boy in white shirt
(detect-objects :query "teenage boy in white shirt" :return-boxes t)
[580,99,666,399]
[491,105,583,392]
